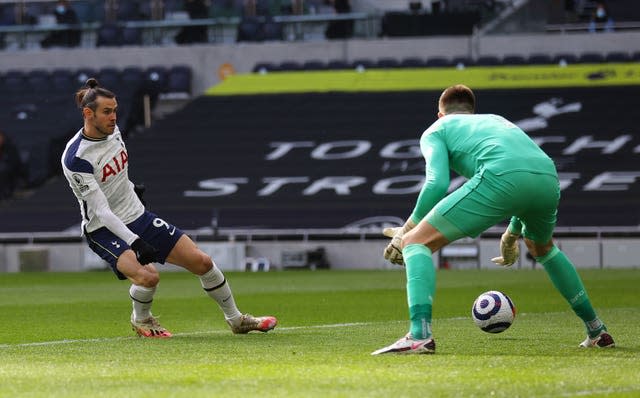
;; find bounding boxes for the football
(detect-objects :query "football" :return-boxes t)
[471,290,516,333]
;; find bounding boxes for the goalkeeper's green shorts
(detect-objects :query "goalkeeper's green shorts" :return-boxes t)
[425,170,560,243]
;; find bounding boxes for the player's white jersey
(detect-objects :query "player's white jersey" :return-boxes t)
[61,126,144,234]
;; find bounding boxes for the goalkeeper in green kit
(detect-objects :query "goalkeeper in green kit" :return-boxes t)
[372,84,614,355]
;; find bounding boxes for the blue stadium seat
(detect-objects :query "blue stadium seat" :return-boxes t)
[1,70,26,93]
[279,61,303,71]
[302,60,326,71]
[451,56,473,68]
[552,53,578,65]
[252,62,279,73]
[502,55,526,65]
[121,27,142,46]
[145,66,168,94]
[121,66,144,85]
[74,68,98,85]
[237,17,263,42]
[399,57,426,68]
[604,52,630,63]
[375,58,400,68]
[166,65,192,95]
[26,70,51,92]
[527,53,553,65]
[262,19,284,41]
[97,67,121,90]
[50,69,75,91]
[578,52,605,64]
[96,24,121,47]
[350,59,374,70]
[476,55,501,66]
[425,57,451,67]
[326,60,349,70]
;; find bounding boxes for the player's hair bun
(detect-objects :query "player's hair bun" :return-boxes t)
[85,78,99,89]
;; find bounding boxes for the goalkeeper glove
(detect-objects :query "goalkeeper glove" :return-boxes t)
[131,238,158,265]
[491,230,520,267]
[382,219,417,266]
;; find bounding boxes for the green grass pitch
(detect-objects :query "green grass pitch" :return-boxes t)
[1,268,638,397]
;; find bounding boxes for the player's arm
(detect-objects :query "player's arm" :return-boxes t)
[84,188,157,264]
[382,134,449,265]
[410,134,450,223]
[491,216,522,267]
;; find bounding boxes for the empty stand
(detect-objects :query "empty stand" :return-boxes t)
[425,57,452,67]
[502,55,527,65]
[399,57,426,68]
[552,53,578,65]
[375,58,400,68]
[604,52,630,63]
[579,52,605,63]
[527,53,554,65]
[302,60,326,71]
[166,65,193,96]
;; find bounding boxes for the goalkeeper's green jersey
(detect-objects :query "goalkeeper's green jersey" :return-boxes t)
[410,113,557,223]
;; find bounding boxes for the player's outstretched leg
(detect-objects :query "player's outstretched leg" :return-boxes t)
[199,265,278,334]
[535,246,614,348]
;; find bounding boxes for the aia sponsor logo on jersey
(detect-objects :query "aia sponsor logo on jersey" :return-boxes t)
[102,150,128,182]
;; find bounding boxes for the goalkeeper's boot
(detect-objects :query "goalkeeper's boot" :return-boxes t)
[131,313,172,338]
[579,330,615,348]
[227,314,277,334]
[371,333,435,355]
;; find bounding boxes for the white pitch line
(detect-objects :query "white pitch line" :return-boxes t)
[0,321,401,349]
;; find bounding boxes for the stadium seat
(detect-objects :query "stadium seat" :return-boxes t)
[451,56,474,68]
[375,58,400,69]
[144,66,168,94]
[74,68,98,85]
[302,60,326,71]
[578,52,605,64]
[399,57,426,68]
[97,67,122,90]
[326,59,349,70]
[425,57,451,67]
[121,66,144,83]
[604,52,631,63]
[237,17,263,42]
[552,53,578,65]
[121,27,142,46]
[96,24,121,47]
[26,70,52,92]
[350,59,375,70]
[279,61,303,71]
[527,53,553,65]
[50,69,75,91]
[262,18,284,41]
[252,62,279,73]
[166,65,192,95]
[502,55,526,65]
[476,55,501,66]
[1,70,26,93]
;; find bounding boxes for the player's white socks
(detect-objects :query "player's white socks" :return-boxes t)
[129,284,156,321]
[199,266,242,322]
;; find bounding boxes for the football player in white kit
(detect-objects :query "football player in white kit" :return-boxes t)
[61,78,277,337]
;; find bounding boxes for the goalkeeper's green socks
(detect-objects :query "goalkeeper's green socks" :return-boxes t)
[536,246,606,337]
[403,244,436,340]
